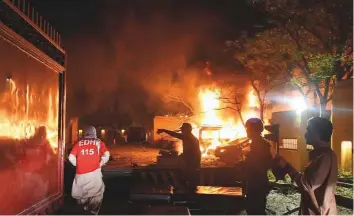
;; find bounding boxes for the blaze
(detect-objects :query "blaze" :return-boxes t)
[193,87,259,156]
[0,79,59,153]
[199,88,222,125]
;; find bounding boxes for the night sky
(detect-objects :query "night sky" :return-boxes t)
[29,0,267,127]
[30,0,266,37]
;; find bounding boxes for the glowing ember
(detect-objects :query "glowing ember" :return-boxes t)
[193,87,259,156]
[0,79,59,153]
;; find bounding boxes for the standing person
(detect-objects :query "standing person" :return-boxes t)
[276,117,338,215]
[157,123,201,191]
[243,118,273,215]
[68,126,110,214]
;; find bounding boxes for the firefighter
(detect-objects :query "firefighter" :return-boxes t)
[157,123,201,191]
[276,117,338,215]
[243,118,273,215]
[68,126,110,214]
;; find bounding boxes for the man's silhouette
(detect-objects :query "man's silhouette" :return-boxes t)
[243,118,273,215]
[157,123,201,190]
[69,126,110,214]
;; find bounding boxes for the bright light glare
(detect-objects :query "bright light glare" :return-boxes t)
[286,96,307,113]
[341,141,352,172]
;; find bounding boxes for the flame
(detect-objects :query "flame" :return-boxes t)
[0,79,59,153]
[199,89,222,125]
[193,87,259,157]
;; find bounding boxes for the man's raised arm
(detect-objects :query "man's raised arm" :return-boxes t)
[157,129,183,139]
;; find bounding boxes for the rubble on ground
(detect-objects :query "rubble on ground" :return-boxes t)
[266,187,353,215]
[266,188,301,215]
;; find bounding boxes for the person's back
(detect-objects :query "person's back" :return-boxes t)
[156,123,201,191]
[71,138,107,174]
[244,136,272,191]
[243,118,272,215]
[68,126,110,214]
[157,123,201,168]
[182,133,201,169]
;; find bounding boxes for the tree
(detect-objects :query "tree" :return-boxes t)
[247,0,353,116]
[217,85,247,126]
[226,31,287,120]
[162,94,195,115]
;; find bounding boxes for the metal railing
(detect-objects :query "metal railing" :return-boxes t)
[4,0,62,48]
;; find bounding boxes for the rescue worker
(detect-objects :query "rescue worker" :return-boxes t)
[276,117,338,215]
[68,126,110,214]
[242,118,273,215]
[157,123,201,191]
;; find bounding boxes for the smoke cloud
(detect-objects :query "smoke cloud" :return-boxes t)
[63,1,249,127]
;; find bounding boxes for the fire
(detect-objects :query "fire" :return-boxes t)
[0,79,59,153]
[193,87,259,156]
[199,89,222,125]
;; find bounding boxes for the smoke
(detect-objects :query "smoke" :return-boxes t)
[65,2,221,125]
[64,1,245,127]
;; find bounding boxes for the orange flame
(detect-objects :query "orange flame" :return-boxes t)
[193,87,259,157]
[0,79,59,153]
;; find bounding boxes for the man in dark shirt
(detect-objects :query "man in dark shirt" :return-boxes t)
[157,123,201,190]
[243,118,273,215]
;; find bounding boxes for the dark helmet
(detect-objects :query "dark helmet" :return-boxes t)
[245,118,264,134]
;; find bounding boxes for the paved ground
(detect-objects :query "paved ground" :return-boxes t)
[105,144,159,169]
[104,144,228,169]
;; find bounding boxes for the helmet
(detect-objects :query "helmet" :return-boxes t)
[84,126,97,138]
[245,118,264,134]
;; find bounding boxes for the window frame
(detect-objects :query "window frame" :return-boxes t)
[280,138,298,150]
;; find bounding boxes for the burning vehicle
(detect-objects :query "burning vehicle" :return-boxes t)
[152,85,266,170]
[214,137,251,165]
[154,86,260,158]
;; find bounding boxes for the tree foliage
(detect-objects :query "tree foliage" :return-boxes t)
[235,0,354,116]
[226,29,289,120]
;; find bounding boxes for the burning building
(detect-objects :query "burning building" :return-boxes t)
[0,0,66,214]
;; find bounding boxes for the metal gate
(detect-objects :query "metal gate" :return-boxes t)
[0,0,66,214]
